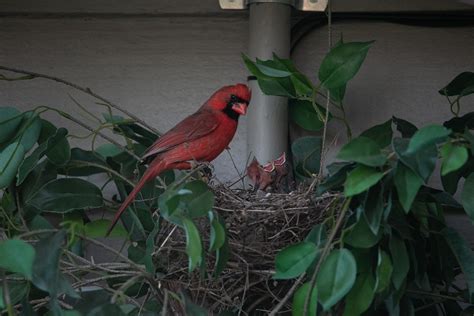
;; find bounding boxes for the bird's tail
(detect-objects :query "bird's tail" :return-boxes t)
[106,160,166,236]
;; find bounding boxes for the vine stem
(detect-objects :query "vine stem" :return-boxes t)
[303,197,350,316]
[306,0,332,196]
[0,65,162,136]
[268,274,305,316]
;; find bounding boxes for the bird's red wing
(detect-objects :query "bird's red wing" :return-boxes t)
[142,110,220,160]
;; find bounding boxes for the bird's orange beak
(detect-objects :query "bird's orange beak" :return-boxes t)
[232,102,247,116]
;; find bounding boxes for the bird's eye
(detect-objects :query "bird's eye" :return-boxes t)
[230,94,238,102]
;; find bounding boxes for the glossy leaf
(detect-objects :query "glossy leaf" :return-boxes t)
[305,224,327,246]
[393,137,437,183]
[274,242,318,279]
[0,107,23,143]
[292,136,322,177]
[375,249,393,293]
[316,163,355,195]
[181,216,202,272]
[209,211,225,251]
[0,239,35,279]
[181,180,214,218]
[343,272,375,316]
[32,230,79,298]
[394,163,423,213]
[17,141,48,185]
[345,215,381,248]
[292,282,318,316]
[344,165,384,197]
[214,217,230,277]
[27,178,103,213]
[59,148,107,176]
[15,113,42,152]
[389,235,409,290]
[337,136,386,167]
[95,143,123,158]
[440,143,468,176]
[0,142,26,189]
[442,227,474,302]
[289,99,331,132]
[363,185,384,234]
[392,116,418,138]
[0,280,28,310]
[439,71,474,97]
[444,112,474,133]
[461,173,474,221]
[243,54,296,97]
[319,41,374,89]
[45,127,70,166]
[316,248,357,310]
[360,119,393,148]
[406,124,450,154]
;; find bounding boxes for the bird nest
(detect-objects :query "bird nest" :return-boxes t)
[157,184,340,315]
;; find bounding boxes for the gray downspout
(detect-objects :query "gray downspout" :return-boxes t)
[247,2,291,165]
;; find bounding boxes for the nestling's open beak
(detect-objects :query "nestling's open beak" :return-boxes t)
[232,102,247,115]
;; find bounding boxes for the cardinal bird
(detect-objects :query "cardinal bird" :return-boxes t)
[107,84,251,235]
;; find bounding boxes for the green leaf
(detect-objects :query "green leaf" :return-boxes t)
[444,112,474,133]
[389,235,409,290]
[363,185,384,235]
[15,113,42,152]
[316,248,357,311]
[292,136,322,178]
[214,216,230,277]
[394,163,423,213]
[32,230,79,298]
[439,71,474,97]
[375,249,393,293]
[305,224,327,246]
[255,58,293,77]
[392,116,418,138]
[274,242,318,280]
[17,141,48,185]
[343,272,375,316]
[95,143,123,158]
[292,282,318,316]
[243,54,296,97]
[59,148,107,176]
[45,127,70,166]
[344,215,381,248]
[442,227,474,302]
[360,119,393,148]
[0,280,28,310]
[406,124,450,154]
[144,221,160,274]
[337,136,387,167]
[289,99,331,132]
[27,178,103,213]
[181,180,214,218]
[319,41,374,89]
[84,219,128,238]
[344,165,384,197]
[0,107,23,143]
[393,137,437,183]
[316,163,355,195]
[440,143,468,176]
[209,211,225,251]
[461,173,474,221]
[0,142,26,189]
[0,239,35,279]
[181,216,202,273]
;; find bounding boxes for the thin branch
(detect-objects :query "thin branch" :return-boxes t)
[268,274,305,316]
[0,65,162,136]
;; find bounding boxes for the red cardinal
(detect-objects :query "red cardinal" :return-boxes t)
[107,84,251,235]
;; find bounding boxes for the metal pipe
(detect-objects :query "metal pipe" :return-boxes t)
[247,2,291,164]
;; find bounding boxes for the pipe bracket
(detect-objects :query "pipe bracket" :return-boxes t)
[219,0,328,11]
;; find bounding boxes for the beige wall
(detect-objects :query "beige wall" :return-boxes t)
[1,1,473,184]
